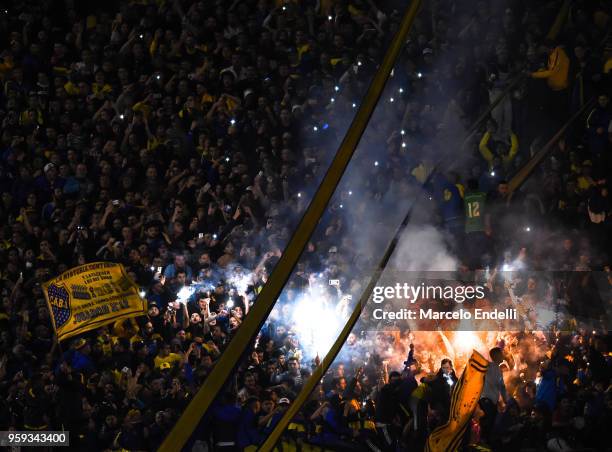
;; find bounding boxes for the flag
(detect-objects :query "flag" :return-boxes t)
[425,350,489,452]
[43,262,147,342]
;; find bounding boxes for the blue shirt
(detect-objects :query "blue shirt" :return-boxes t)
[237,409,261,448]
[432,176,463,223]
[163,264,193,279]
[536,368,564,411]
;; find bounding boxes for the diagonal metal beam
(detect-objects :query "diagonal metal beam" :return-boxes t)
[508,98,595,193]
[260,2,578,449]
[257,1,423,449]
[158,1,422,449]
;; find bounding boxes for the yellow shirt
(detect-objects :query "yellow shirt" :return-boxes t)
[92,83,112,97]
[411,383,432,400]
[478,131,519,171]
[297,44,310,61]
[64,81,81,96]
[132,101,152,119]
[411,163,433,184]
[577,176,594,192]
[112,318,140,338]
[531,46,569,91]
[0,55,14,81]
[154,353,182,369]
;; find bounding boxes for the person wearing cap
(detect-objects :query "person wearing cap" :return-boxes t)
[257,396,292,442]
[34,162,65,203]
[0,0,610,447]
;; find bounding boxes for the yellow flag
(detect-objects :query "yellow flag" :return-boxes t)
[43,262,147,342]
[426,350,489,452]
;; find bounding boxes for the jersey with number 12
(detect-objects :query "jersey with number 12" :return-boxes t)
[464,192,486,233]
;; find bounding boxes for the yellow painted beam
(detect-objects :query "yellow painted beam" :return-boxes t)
[158,0,422,449]
[546,0,571,41]
[509,98,594,193]
[260,3,578,450]
[461,74,526,148]
[258,1,423,449]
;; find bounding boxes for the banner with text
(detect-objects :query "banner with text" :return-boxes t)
[43,262,147,342]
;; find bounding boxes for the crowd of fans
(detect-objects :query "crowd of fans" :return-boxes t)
[0,0,610,450]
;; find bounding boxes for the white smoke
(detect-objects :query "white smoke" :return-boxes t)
[389,225,458,271]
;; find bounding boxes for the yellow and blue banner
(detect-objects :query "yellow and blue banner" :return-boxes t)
[426,350,489,452]
[43,262,147,342]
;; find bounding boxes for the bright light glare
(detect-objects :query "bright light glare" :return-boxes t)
[454,331,481,353]
[228,272,252,294]
[177,286,195,304]
[292,296,341,359]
